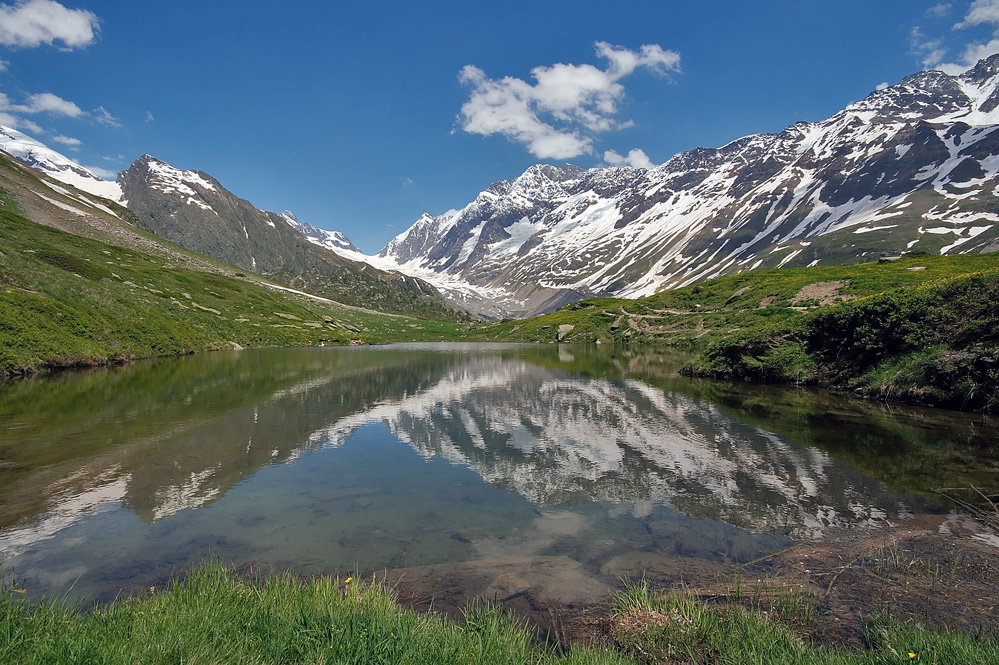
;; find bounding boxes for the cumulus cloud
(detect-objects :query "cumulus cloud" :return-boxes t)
[603,148,655,169]
[50,134,80,148]
[920,0,999,73]
[81,163,115,178]
[875,81,890,91]
[0,0,98,49]
[457,42,680,160]
[0,58,7,71]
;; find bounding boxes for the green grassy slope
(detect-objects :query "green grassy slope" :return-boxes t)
[469,252,999,411]
[0,207,465,377]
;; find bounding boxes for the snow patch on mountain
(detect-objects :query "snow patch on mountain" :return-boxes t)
[0,124,123,202]
[279,210,360,254]
[361,54,999,317]
[140,157,218,215]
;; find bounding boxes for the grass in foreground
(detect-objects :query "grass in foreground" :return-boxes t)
[612,580,999,665]
[3,565,997,664]
[0,564,628,665]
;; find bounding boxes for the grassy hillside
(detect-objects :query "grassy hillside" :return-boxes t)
[0,206,465,377]
[685,267,999,411]
[119,156,461,321]
[468,252,999,411]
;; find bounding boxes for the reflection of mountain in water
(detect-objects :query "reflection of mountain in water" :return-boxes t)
[302,356,920,538]
[0,346,938,557]
[0,348,464,553]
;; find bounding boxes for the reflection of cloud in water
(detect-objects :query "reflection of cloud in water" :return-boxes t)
[0,471,129,556]
[0,351,921,563]
[302,357,907,538]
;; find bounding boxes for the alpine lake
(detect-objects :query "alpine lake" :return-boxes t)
[2,343,997,635]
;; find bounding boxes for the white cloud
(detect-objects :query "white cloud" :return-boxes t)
[927,3,952,17]
[0,0,98,49]
[15,91,84,116]
[458,42,680,160]
[51,134,80,148]
[0,110,41,133]
[145,110,154,122]
[92,105,120,127]
[603,148,655,169]
[0,89,123,133]
[81,163,115,179]
[0,58,7,71]
[910,26,947,69]
[875,82,890,91]
[955,0,999,28]
[923,0,999,73]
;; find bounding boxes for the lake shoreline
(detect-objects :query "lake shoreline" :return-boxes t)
[4,513,996,663]
[375,511,999,650]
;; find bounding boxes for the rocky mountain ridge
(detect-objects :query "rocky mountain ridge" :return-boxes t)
[0,133,457,320]
[115,155,457,319]
[361,55,999,317]
[7,56,999,319]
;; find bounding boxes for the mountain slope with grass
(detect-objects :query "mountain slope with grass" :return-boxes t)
[469,251,999,412]
[684,266,999,412]
[116,155,459,320]
[363,55,999,318]
[0,150,465,376]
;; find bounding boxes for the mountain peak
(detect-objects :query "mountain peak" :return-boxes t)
[962,52,999,84]
[0,123,123,202]
[373,56,999,317]
[280,209,361,255]
[121,156,219,203]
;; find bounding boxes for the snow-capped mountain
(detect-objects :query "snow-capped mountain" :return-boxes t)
[116,155,457,318]
[279,210,361,254]
[0,125,123,202]
[369,55,999,318]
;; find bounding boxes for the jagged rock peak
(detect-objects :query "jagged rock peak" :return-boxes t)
[962,52,999,83]
[370,54,999,319]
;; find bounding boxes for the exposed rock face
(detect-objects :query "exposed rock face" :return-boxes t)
[370,55,999,318]
[117,156,457,318]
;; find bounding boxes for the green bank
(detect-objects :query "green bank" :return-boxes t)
[468,252,999,412]
[3,564,997,665]
[0,207,467,377]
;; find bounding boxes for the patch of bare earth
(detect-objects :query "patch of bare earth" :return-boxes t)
[383,513,997,650]
[791,280,858,308]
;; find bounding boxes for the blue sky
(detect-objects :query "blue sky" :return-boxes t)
[2,1,999,252]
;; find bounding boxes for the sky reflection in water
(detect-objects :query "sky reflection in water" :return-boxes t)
[2,344,988,604]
